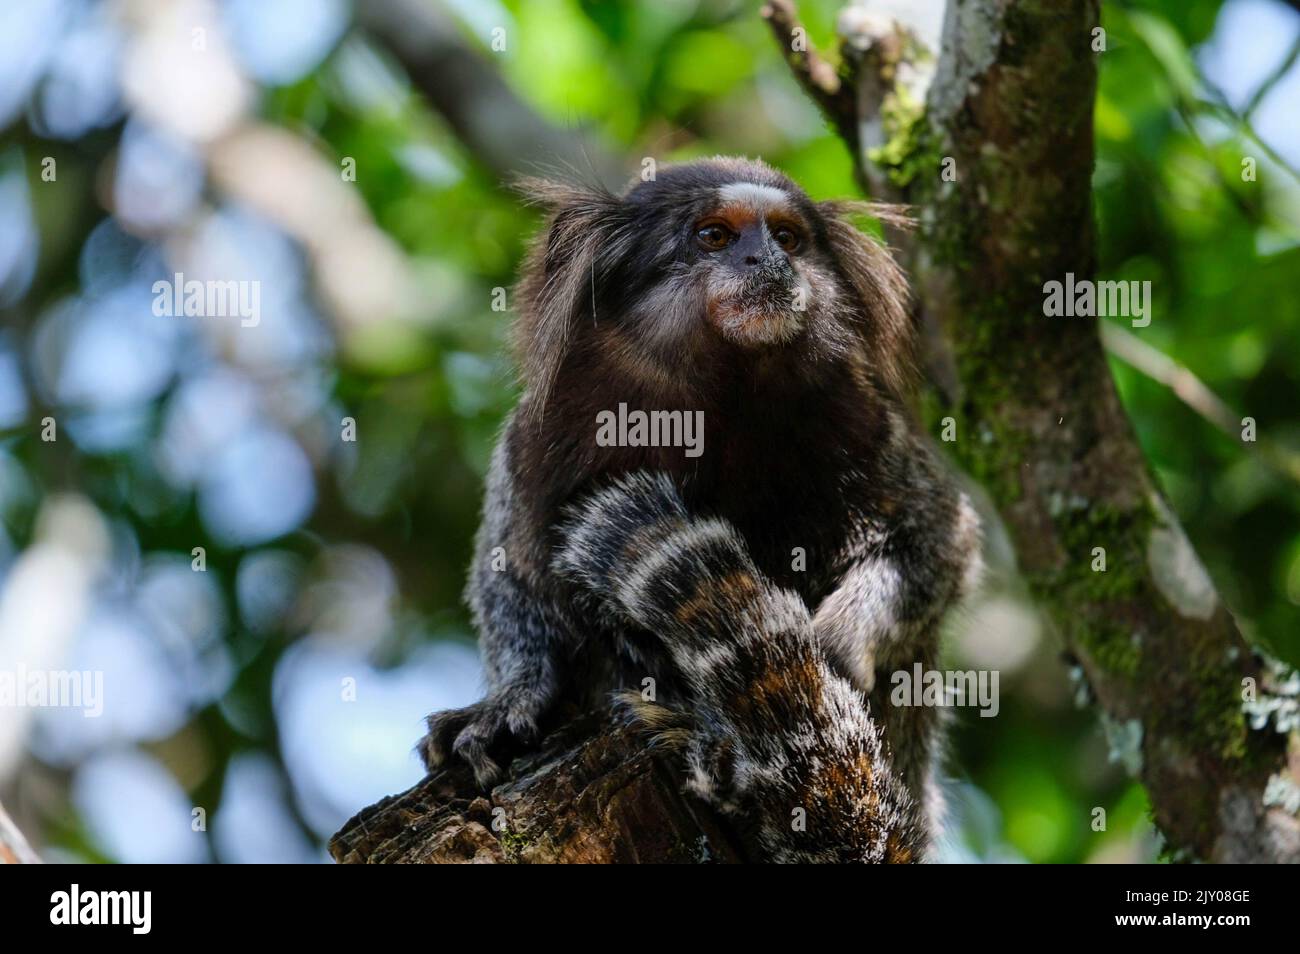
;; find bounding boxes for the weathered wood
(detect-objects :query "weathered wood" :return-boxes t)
[329,712,744,864]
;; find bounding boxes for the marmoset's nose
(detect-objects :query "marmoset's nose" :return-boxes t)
[736,226,783,268]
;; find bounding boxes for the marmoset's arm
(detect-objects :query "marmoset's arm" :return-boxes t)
[813,428,982,696]
[419,438,574,787]
[558,472,920,863]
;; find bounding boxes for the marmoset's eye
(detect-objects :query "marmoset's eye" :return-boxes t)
[771,226,800,253]
[696,223,734,251]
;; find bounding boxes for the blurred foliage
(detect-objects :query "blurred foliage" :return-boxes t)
[1,0,1297,864]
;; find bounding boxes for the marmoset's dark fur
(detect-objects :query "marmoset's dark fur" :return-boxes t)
[419,157,981,863]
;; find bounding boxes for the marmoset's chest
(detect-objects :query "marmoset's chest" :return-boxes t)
[686,429,880,607]
[525,377,895,605]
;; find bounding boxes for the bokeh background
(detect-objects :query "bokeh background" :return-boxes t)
[0,0,1297,864]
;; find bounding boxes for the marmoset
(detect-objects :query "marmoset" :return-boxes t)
[419,157,982,862]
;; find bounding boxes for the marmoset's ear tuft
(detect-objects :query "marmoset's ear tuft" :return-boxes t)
[817,200,916,400]
[513,177,627,421]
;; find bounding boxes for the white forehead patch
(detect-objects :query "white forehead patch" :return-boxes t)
[717,181,790,214]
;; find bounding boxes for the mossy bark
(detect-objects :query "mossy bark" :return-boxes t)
[832,0,1299,861]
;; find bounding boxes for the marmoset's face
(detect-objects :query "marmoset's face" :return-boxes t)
[620,160,843,352]
[516,157,910,412]
[687,181,814,346]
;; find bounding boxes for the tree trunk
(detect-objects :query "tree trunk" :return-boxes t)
[338,0,1300,863]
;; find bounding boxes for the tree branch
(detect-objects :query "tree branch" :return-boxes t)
[760,1,858,151]
[1100,322,1300,487]
[329,711,745,863]
[355,0,624,189]
[0,800,40,864]
[1244,32,1300,119]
